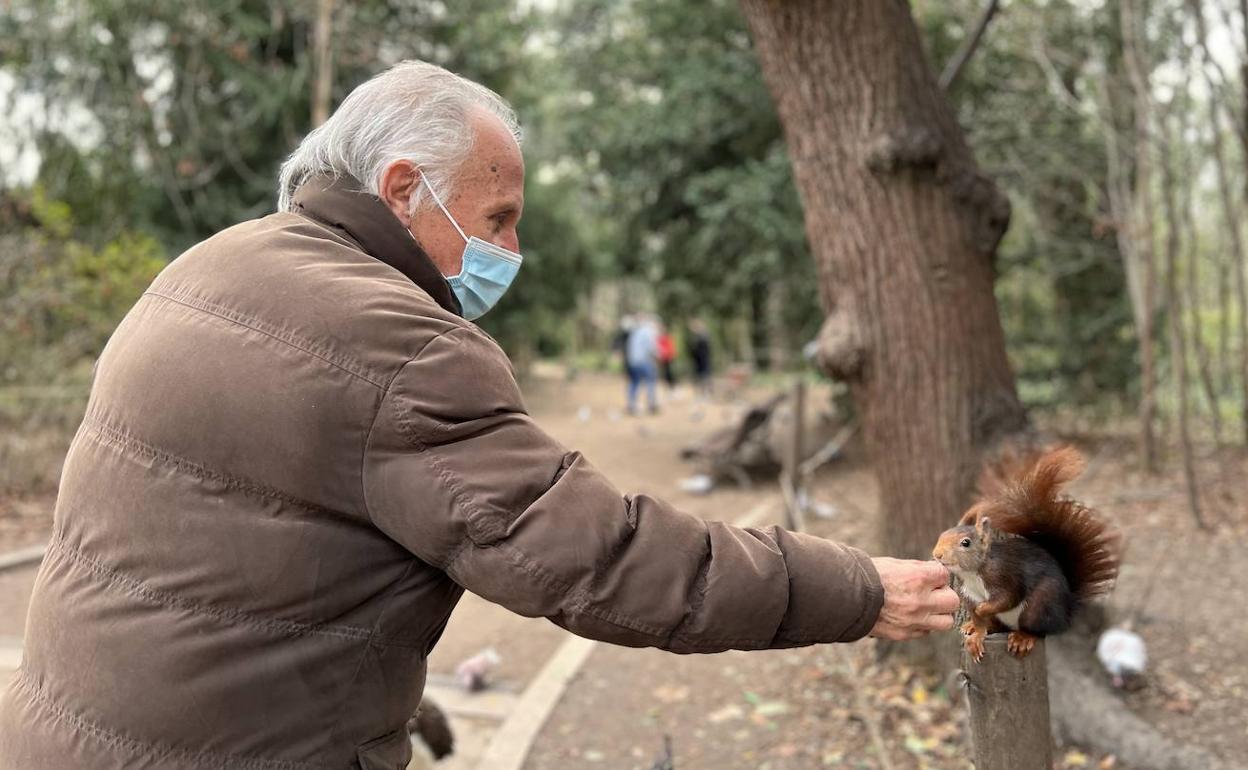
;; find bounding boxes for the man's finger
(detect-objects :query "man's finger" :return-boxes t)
[923,560,952,587]
[925,612,956,632]
[928,586,961,614]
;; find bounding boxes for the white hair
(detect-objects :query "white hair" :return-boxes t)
[276,60,521,214]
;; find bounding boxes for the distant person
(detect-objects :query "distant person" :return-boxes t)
[0,61,956,769]
[657,324,677,390]
[612,314,635,383]
[688,318,713,396]
[626,314,660,414]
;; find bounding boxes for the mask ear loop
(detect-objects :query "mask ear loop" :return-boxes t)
[417,169,470,244]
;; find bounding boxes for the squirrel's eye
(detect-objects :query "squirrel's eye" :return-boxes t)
[959,538,972,548]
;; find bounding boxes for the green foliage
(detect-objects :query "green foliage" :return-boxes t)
[0,0,540,248]
[540,0,823,366]
[5,0,1238,428]
[0,188,165,385]
[0,188,166,492]
[922,0,1137,409]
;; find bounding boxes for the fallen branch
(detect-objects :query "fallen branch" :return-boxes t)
[1047,637,1243,770]
[799,423,857,477]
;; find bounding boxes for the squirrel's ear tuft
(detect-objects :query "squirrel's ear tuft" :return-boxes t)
[959,501,990,526]
[974,515,992,541]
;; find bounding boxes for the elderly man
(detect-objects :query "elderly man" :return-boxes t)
[0,61,957,769]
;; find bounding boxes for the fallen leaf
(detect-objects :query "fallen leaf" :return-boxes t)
[904,735,930,755]
[652,684,690,703]
[1163,694,1195,714]
[708,704,745,724]
[753,700,789,718]
[1063,749,1089,767]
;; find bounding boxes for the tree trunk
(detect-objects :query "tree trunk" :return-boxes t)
[1158,115,1206,529]
[311,0,336,128]
[1172,28,1222,441]
[1241,0,1248,189]
[737,0,1027,569]
[750,280,771,371]
[1121,0,1160,472]
[1182,178,1222,444]
[938,0,1001,91]
[1240,0,1248,443]
[1193,0,1248,443]
[765,282,792,371]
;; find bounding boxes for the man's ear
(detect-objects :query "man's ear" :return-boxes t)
[378,160,421,227]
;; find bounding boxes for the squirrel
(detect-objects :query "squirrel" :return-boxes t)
[931,446,1121,661]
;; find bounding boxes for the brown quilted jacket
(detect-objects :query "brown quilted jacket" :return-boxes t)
[0,176,883,769]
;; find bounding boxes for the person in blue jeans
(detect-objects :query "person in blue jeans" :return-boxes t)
[626,315,660,414]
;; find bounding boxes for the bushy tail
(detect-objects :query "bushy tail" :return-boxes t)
[962,446,1121,601]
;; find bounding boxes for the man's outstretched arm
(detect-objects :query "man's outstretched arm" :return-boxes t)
[363,325,955,651]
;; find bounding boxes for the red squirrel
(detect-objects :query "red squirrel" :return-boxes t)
[931,446,1121,661]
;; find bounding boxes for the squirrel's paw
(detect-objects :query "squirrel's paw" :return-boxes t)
[1006,631,1038,658]
[964,631,986,662]
[960,619,978,637]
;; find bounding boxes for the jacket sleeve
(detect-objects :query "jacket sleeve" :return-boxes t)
[362,326,884,653]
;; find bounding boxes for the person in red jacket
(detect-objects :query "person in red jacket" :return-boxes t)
[657,324,677,391]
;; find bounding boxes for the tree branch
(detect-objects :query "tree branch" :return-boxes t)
[939,0,1001,91]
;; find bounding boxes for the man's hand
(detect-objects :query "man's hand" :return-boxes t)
[868,558,959,641]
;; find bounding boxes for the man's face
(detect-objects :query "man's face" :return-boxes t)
[383,110,525,278]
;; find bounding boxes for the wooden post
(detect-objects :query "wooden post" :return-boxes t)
[962,634,1053,770]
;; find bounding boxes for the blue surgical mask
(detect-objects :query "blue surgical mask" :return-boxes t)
[421,174,522,321]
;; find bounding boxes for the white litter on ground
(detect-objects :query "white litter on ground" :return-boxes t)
[678,474,715,494]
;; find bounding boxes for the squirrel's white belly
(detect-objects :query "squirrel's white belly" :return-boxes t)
[954,571,1023,629]
[996,603,1023,630]
[955,571,989,602]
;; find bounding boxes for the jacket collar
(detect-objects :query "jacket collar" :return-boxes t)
[291,173,463,317]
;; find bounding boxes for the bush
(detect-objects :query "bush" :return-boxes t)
[0,188,166,493]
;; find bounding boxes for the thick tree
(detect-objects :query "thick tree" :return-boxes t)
[738,5,1242,766]
[737,0,1028,564]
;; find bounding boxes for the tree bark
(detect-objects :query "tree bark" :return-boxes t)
[1182,171,1222,444]
[1158,115,1206,529]
[1241,0,1248,188]
[1240,0,1248,443]
[311,0,336,128]
[1120,0,1160,472]
[737,0,1027,569]
[1193,0,1248,444]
